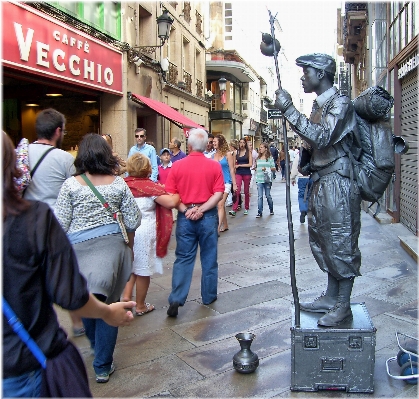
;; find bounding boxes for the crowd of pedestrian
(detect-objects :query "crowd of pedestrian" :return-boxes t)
[3,51,363,396]
[3,105,309,396]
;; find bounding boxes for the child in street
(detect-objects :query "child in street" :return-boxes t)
[158,148,173,186]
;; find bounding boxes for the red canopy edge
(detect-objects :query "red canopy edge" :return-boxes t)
[130,93,206,130]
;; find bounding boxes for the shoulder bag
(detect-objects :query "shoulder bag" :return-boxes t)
[2,297,92,397]
[80,174,129,244]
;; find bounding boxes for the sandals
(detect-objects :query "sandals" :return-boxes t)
[135,303,155,316]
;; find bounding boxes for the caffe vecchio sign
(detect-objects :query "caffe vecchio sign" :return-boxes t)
[2,1,123,95]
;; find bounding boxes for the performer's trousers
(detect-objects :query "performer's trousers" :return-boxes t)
[308,172,361,279]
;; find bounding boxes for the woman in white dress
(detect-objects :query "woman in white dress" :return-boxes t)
[122,153,180,315]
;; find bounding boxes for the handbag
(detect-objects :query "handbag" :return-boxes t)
[3,297,92,397]
[80,174,129,244]
[263,170,272,183]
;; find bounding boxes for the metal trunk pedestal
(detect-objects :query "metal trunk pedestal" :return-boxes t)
[290,302,376,393]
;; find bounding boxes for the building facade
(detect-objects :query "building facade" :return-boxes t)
[2,1,209,158]
[339,2,418,235]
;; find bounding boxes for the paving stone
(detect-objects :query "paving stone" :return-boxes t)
[90,354,204,398]
[171,298,292,346]
[171,350,291,398]
[177,320,291,377]
[57,179,417,399]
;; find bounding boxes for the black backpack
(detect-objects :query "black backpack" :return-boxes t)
[341,86,396,208]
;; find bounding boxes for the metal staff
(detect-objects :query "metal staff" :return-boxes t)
[261,10,300,327]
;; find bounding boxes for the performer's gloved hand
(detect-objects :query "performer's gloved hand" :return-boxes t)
[275,89,293,112]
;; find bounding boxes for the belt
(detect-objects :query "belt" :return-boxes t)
[184,203,204,208]
[311,158,351,182]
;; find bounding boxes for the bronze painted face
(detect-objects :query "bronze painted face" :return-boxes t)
[300,66,323,94]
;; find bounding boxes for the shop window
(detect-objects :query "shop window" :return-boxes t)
[414,1,419,37]
[50,2,121,40]
[234,85,241,114]
[103,2,120,38]
[400,9,406,48]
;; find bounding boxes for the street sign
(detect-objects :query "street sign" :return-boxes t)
[268,109,282,119]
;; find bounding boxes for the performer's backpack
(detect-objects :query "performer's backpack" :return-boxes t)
[341,86,397,210]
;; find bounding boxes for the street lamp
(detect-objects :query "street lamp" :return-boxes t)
[129,9,174,61]
[205,77,228,109]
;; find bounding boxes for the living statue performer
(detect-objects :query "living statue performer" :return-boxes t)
[275,53,362,327]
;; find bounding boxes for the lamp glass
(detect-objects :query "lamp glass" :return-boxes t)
[218,77,227,91]
[157,10,174,42]
[160,57,170,72]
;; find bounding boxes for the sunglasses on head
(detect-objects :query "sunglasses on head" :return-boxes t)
[135,134,145,138]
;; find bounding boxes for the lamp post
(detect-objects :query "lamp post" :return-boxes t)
[260,10,299,327]
[129,9,174,61]
[218,77,227,110]
[205,77,228,110]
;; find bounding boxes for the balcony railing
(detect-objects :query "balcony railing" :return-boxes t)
[183,70,192,93]
[167,61,178,86]
[196,79,203,98]
[195,10,203,35]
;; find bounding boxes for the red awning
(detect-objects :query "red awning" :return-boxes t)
[130,93,206,130]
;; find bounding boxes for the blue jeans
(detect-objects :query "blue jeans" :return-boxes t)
[169,207,218,305]
[82,294,118,375]
[3,369,42,397]
[297,177,313,213]
[280,160,286,178]
[257,183,273,214]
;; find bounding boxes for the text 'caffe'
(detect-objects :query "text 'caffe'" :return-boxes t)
[2,1,123,150]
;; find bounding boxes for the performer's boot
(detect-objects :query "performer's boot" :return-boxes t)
[317,277,354,326]
[300,273,338,313]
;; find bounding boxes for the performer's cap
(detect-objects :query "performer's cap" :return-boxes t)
[295,53,336,75]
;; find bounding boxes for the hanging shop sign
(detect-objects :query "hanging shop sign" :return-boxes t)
[398,53,419,80]
[2,1,123,95]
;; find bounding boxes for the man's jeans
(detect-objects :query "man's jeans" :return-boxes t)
[280,160,286,179]
[257,183,273,214]
[82,294,118,375]
[297,177,313,213]
[3,369,42,398]
[169,207,218,306]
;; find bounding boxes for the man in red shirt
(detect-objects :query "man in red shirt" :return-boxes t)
[164,128,224,317]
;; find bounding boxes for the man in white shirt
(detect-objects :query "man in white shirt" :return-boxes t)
[24,108,75,210]
[203,133,216,158]
[24,108,83,337]
[288,146,296,170]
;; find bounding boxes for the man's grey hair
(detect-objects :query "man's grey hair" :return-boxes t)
[173,138,181,149]
[187,128,208,152]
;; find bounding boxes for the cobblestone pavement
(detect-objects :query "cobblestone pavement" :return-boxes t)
[57,178,418,398]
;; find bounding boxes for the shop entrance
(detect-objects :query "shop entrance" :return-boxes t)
[2,69,100,150]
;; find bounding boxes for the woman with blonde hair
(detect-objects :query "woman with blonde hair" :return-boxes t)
[122,153,180,315]
[212,134,237,234]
